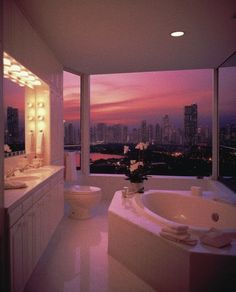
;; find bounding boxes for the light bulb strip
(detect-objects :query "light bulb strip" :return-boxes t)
[3,52,42,88]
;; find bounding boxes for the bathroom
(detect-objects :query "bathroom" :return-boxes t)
[1,1,236,292]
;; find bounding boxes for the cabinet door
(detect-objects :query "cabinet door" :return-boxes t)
[49,184,58,235]
[32,200,42,268]
[10,219,24,292]
[22,209,33,285]
[57,178,64,223]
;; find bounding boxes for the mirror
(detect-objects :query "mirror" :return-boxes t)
[218,51,236,191]
[3,52,45,160]
[3,78,25,156]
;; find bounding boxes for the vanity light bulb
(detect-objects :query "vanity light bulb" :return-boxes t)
[37,102,44,108]
[28,116,34,121]
[38,115,44,121]
[3,57,11,66]
[27,102,33,108]
[10,64,21,72]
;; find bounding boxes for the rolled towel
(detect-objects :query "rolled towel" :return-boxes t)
[160,231,190,241]
[200,228,232,248]
[165,223,189,232]
[162,226,188,235]
[4,180,27,189]
[160,231,198,246]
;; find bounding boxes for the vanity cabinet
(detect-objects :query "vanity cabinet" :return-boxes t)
[7,169,64,292]
[9,218,24,292]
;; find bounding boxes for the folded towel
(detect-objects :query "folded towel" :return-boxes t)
[65,152,77,182]
[160,231,198,246]
[162,226,188,235]
[36,131,44,155]
[4,180,27,189]
[165,223,189,232]
[200,228,232,248]
[160,231,190,241]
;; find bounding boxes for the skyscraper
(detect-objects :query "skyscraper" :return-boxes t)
[184,104,198,146]
[6,106,19,146]
[141,120,147,142]
[162,114,171,144]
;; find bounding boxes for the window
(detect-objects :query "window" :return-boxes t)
[219,53,236,191]
[90,70,212,176]
[63,71,81,169]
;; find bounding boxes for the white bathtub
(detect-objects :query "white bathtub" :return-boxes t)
[108,189,236,292]
[134,190,236,234]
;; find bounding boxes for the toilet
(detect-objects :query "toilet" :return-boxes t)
[64,185,102,219]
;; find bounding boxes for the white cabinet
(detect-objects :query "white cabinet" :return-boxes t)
[22,208,34,285]
[32,198,43,267]
[7,169,64,292]
[9,219,24,292]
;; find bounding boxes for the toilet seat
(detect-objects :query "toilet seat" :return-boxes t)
[64,184,102,219]
[65,185,101,195]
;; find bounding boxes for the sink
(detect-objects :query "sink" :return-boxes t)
[7,175,41,181]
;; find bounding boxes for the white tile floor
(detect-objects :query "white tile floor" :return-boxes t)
[24,201,155,292]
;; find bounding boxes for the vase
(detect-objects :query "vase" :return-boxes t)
[130,182,144,193]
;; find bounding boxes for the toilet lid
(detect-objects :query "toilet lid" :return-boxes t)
[65,185,101,195]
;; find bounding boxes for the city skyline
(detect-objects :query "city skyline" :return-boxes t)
[63,69,213,128]
[64,104,212,146]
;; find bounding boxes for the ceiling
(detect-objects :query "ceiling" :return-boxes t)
[16,0,236,75]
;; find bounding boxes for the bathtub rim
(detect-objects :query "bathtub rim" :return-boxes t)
[109,190,236,256]
[133,189,236,234]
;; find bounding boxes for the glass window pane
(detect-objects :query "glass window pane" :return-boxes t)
[90,70,212,176]
[219,65,236,191]
[63,71,81,169]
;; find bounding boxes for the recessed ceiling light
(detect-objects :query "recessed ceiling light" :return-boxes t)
[170,31,185,37]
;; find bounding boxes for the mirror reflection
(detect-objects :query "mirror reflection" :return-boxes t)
[3,52,44,158]
[4,78,25,156]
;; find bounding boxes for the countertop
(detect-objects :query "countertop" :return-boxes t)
[4,165,64,211]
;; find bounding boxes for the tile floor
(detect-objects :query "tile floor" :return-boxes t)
[24,201,155,292]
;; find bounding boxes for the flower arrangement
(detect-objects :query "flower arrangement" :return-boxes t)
[123,142,150,184]
[4,144,12,153]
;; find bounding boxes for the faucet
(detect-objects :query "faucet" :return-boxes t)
[5,168,17,178]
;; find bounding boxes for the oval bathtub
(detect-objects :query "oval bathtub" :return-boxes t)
[109,189,236,292]
[134,190,236,233]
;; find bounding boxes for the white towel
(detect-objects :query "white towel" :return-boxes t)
[4,180,27,189]
[36,131,44,155]
[65,152,77,182]
[200,228,232,248]
[160,231,198,246]
[162,226,188,235]
[165,223,189,232]
[26,131,34,153]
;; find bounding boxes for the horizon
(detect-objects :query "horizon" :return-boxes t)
[64,69,213,129]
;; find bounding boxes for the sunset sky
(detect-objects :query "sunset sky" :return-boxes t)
[3,67,235,130]
[63,69,213,129]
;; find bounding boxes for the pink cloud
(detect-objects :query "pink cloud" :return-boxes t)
[64,69,213,127]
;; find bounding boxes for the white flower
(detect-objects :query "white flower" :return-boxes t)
[130,161,143,172]
[135,142,147,150]
[4,144,12,153]
[124,145,130,154]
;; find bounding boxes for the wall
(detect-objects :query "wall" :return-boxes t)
[3,0,64,166]
[0,0,6,289]
[2,1,63,290]
[78,172,209,201]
